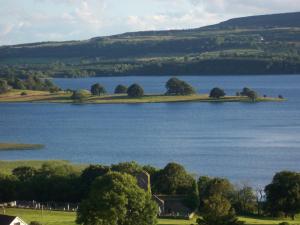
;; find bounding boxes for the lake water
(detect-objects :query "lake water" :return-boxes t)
[1,75,300,187]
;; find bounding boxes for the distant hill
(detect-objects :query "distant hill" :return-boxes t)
[1,12,300,77]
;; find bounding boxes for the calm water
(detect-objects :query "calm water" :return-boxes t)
[1,75,300,187]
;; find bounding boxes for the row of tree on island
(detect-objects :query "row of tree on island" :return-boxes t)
[72,77,282,101]
[0,162,299,225]
[0,76,284,101]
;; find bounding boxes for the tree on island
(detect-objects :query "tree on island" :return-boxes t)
[114,84,128,94]
[265,171,300,220]
[197,194,244,225]
[90,83,106,96]
[76,172,158,225]
[127,83,144,97]
[240,87,258,101]
[165,77,196,95]
[209,87,226,98]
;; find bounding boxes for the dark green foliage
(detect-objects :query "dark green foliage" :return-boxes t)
[114,84,128,94]
[265,171,300,220]
[278,222,290,225]
[232,185,256,215]
[197,194,244,225]
[127,83,144,97]
[111,161,143,176]
[76,172,158,225]
[198,176,234,211]
[165,77,195,96]
[154,162,196,195]
[21,92,27,96]
[90,83,106,96]
[209,87,226,98]
[12,166,37,182]
[0,79,9,94]
[80,165,110,186]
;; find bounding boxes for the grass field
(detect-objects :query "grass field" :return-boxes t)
[0,160,86,175]
[0,90,284,104]
[1,208,299,225]
[0,143,44,151]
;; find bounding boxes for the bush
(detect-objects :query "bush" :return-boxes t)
[209,87,226,98]
[20,92,27,96]
[127,84,144,97]
[114,84,128,94]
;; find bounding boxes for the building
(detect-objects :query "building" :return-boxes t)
[0,215,28,225]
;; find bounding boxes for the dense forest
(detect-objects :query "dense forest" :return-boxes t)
[1,12,300,78]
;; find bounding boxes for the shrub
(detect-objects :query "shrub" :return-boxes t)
[71,90,89,101]
[21,92,27,96]
[29,221,42,225]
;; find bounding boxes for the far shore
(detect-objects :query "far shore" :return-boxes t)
[0,143,44,151]
[0,90,285,104]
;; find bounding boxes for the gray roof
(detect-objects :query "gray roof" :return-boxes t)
[0,215,17,225]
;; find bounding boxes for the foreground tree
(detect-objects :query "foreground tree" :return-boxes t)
[114,84,128,94]
[90,83,106,96]
[76,172,158,225]
[165,77,195,95]
[197,194,244,225]
[127,83,144,97]
[265,171,300,219]
[209,87,226,98]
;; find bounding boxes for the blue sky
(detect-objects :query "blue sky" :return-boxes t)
[0,0,300,45]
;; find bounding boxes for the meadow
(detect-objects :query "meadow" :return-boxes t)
[2,208,299,225]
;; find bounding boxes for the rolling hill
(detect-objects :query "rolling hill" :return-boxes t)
[1,12,300,77]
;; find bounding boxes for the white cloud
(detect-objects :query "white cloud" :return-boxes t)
[0,0,300,45]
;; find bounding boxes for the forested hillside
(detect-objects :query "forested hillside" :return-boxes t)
[1,12,300,77]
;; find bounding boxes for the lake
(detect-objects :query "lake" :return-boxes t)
[1,75,300,187]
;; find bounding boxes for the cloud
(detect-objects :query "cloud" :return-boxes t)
[0,0,300,45]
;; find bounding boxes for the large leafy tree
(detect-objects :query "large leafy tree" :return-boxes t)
[165,77,195,95]
[197,194,244,225]
[76,172,158,225]
[265,171,300,219]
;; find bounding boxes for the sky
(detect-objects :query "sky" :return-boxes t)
[0,0,300,45]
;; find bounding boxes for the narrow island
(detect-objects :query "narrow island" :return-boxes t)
[0,77,285,104]
[0,143,44,151]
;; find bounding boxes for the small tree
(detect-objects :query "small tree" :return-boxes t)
[114,84,128,94]
[247,90,258,102]
[127,83,144,97]
[197,194,244,225]
[209,87,226,99]
[90,83,106,96]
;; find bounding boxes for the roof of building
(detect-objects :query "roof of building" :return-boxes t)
[0,215,17,225]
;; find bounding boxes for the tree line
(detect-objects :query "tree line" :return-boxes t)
[71,77,263,102]
[0,76,60,94]
[0,161,299,225]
